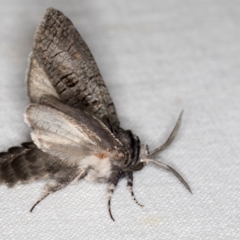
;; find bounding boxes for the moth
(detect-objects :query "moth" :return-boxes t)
[0,8,191,221]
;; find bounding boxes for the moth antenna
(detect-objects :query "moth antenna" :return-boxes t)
[127,173,144,208]
[148,110,183,156]
[142,159,192,194]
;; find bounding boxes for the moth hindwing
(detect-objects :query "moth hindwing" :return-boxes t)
[0,8,191,221]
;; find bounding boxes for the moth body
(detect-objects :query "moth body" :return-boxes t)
[0,144,78,187]
[0,8,191,221]
[79,155,112,183]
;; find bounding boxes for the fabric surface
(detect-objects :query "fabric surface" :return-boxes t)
[0,0,239,239]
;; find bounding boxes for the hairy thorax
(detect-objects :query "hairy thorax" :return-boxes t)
[79,155,112,183]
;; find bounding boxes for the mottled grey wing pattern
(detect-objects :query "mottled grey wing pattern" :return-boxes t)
[27,8,119,127]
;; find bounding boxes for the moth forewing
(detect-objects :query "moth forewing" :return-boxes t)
[31,7,120,126]
[27,53,59,103]
[24,98,126,166]
[34,95,124,151]
[25,104,96,144]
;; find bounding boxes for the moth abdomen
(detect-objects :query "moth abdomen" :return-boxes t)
[0,143,69,187]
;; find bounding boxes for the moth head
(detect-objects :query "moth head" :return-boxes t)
[131,111,192,194]
[132,144,149,171]
[132,144,164,172]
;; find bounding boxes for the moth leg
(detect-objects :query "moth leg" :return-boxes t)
[127,172,144,208]
[30,169,85,212]
[107,176,121,222]
[30,181,67,212]
[148,111,183,156]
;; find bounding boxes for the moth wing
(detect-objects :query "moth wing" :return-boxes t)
[27,7,120,127]
[25,96,125,165]
[27,53,60,102]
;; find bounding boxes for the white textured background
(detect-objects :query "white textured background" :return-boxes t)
[0,0,240,239]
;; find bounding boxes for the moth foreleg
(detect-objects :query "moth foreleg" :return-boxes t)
[30,181,63,212]
[30,168,85,212]
[107,176,121,222]
[127,172,144,208]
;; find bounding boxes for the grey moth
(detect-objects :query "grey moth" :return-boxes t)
[0,8,191,221]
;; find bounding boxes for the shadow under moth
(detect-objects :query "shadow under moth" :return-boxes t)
[0,8,191,221]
